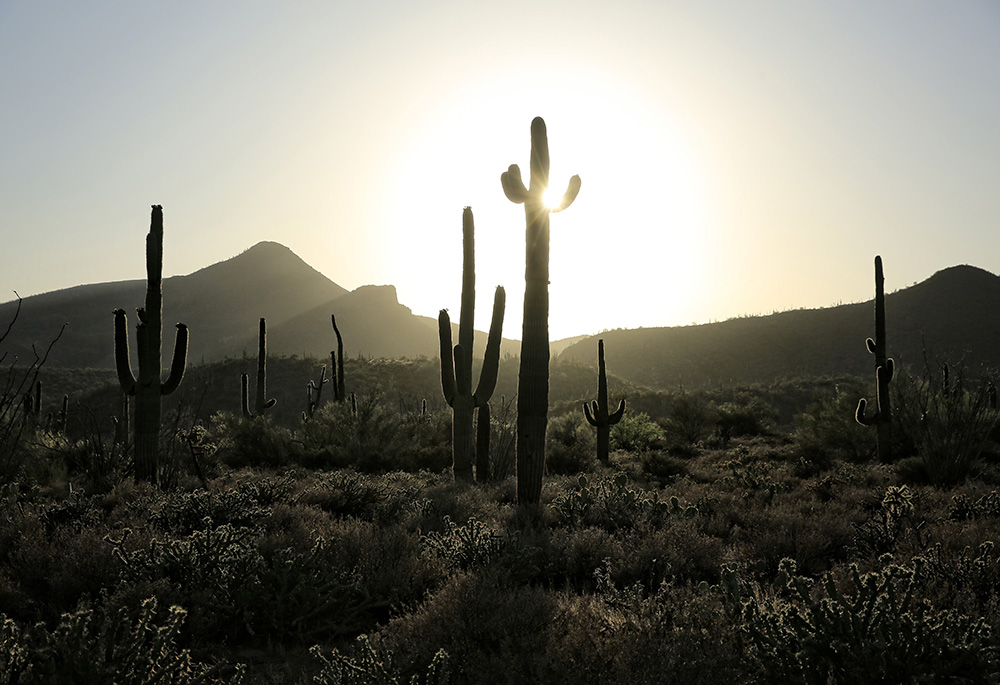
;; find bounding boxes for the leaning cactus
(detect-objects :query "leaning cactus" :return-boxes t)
[502,117,581,504]
[856,255,893,462]
[242,318,276,418]
[114,205,189,484]
[439,208,506,482]
[583,339,626,465]
[331,315,346,402]
[304,365,328,421]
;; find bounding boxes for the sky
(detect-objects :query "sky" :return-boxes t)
[2,1,999,341]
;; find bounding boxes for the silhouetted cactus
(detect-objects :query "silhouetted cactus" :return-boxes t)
[502,117,581,504]
[242,318,276,419]
[114,205,189,484]
[583,339,626,465]
[331,315,346,402]
[304,365,328,421]
[476,402,491,482]
[22,381,41,427]
[439,207,506,482]
[856,255,893,462]
[113,392,130,446]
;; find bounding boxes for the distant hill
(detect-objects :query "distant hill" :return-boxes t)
[0,241,520,367]
[559,265,1000,388]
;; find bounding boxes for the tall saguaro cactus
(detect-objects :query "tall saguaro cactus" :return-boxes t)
[856,255,894,462]
[439,208,506,482]
[331,315,346,402]
[114,205,189,484]
[242,318,276,418]
[502,117,581,505]
[583,339,626,465]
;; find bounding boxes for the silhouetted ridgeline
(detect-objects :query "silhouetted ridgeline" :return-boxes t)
[0,241,518,366]
[3,245,999,389]
[560,265,1000,387]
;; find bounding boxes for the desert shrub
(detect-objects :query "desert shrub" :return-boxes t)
[485,396,516,480]
[641,450,690,482]
[298,470,390,520]
[251,539,397,643]
[208,412,296,469]
[722,556,998,684]
[892,366,999,485]
[611,411,665,453]
[917,541,1000,619]
[149,487,271,534]
[421,516,511,572]
[549,473,695,532]
[544,574,741,685]
[4,522,121,623]
[793,382,874,464]
[715,393,776,441]
[0,597,241,683]
[109,523,262,643]
[947,490,1000,521]
[300,392,444,472]
[661,394,714,447]
[545,413,596,475]
[311,634,450,685]
[369,573,557,685]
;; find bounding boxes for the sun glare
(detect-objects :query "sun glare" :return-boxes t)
[542,187,564,210]
[383,65,710,340]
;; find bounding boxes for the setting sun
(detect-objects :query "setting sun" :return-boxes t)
[542,187,564,210]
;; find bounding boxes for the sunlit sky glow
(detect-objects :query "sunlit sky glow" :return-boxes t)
[2,1,999,341]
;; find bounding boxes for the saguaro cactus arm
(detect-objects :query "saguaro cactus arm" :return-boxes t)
[161,323,188,395]
[241,373,252,419]
[438,310,457,407]
[113,309,136,395]
[472,286,506,404]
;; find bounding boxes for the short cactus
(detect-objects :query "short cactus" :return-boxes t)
[242,318,276,419]
[502,117,580,505]
[583,339,626,464]
[439,209,505,482]
[304,365,328,421]
[855,255,893,462]
[114,205,189,484]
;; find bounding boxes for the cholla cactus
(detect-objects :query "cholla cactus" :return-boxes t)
[502,116,581,505]
[583,339,626,464]
[856,255,893,462]
[114,205,189,484]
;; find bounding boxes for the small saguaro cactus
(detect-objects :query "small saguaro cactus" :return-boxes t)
[439,207,506,482]
[242,318,276,418]
[330,315,346,402]
[583,339,626,465]
[501,116,581,505]
[304,365,328,421]
[856,255,894,462]
[114,205,189,484]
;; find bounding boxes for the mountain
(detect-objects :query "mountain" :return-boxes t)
[0,241,519,368]
[558,265,1000,388]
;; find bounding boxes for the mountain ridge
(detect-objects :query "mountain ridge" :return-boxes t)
[3,246,998,392]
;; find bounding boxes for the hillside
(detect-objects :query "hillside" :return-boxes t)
[0,241,519,367]
[560,265,1000,388]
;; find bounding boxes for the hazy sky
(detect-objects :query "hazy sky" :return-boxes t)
[2,1,999,341]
